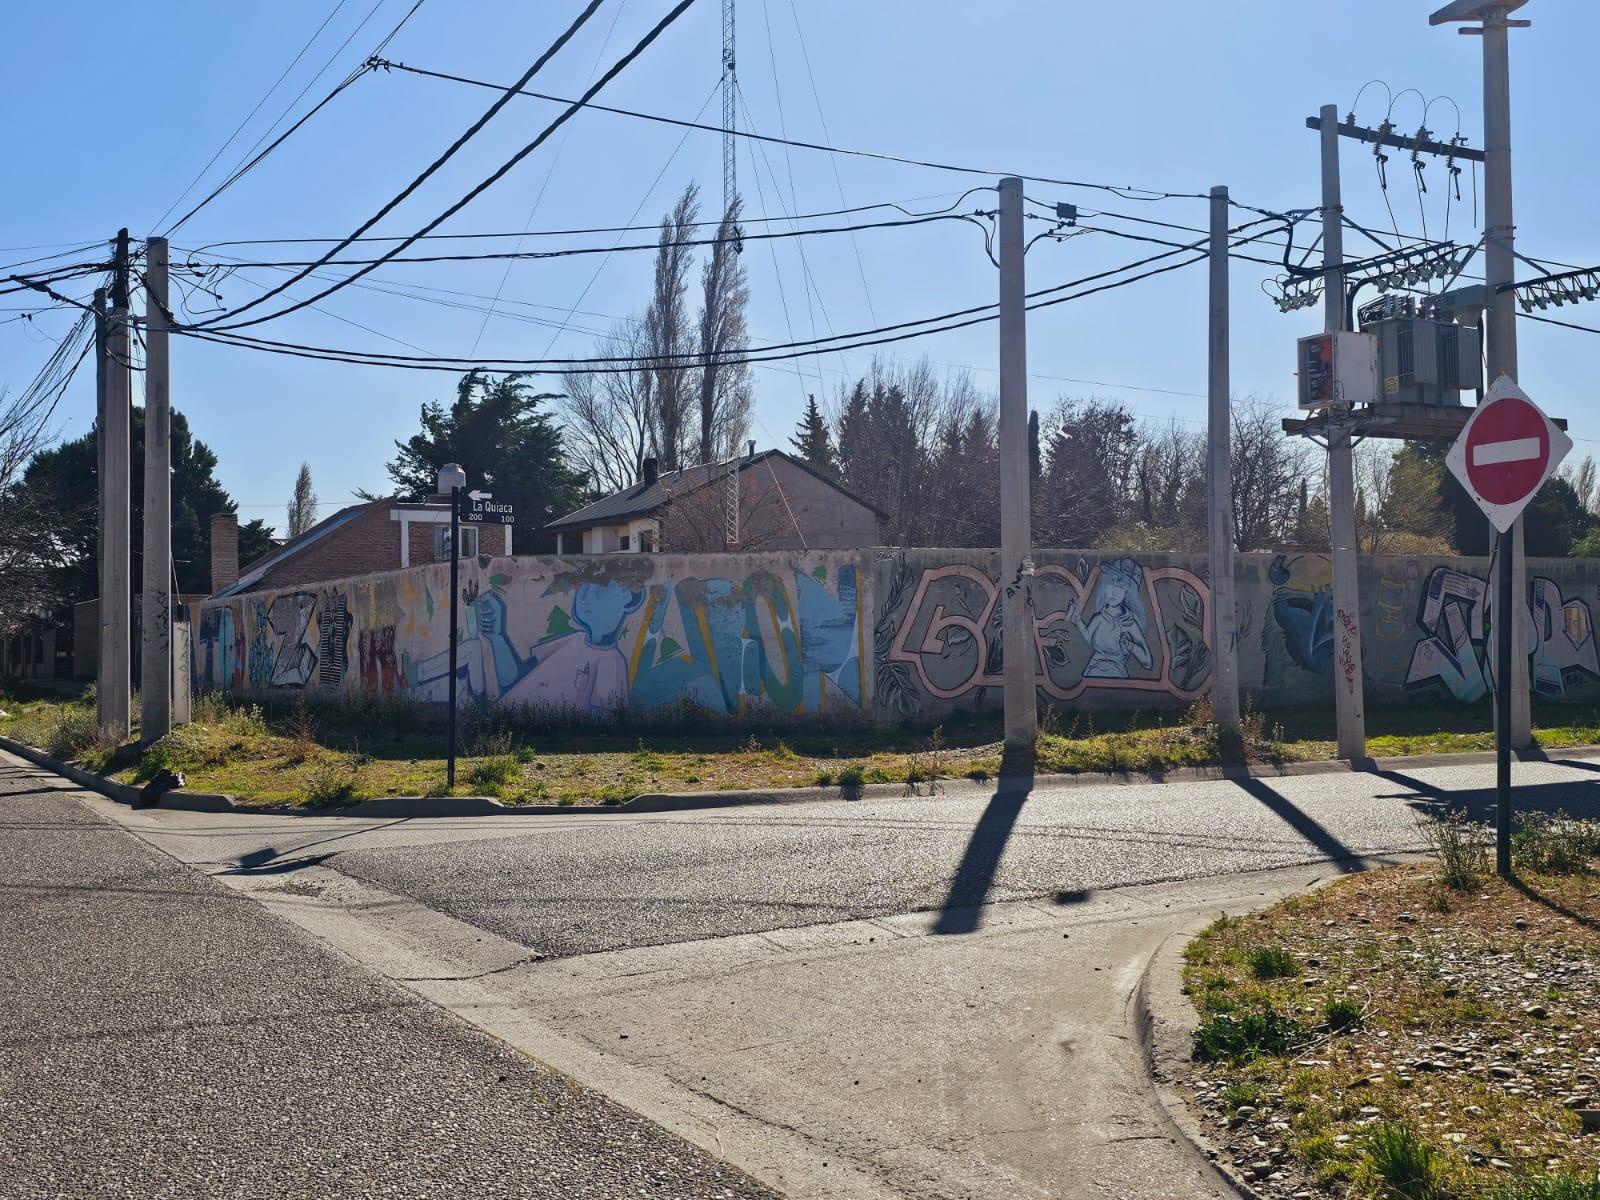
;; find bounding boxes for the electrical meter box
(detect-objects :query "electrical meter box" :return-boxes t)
[1372,317,1481,405]
[1297,331,1379,410]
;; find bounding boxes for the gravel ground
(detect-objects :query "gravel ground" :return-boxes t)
[0,759,774,1200]
[1179,859,1600,1197]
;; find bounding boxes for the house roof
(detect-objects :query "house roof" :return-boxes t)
[545,448,886,531]
[215,500,383,598]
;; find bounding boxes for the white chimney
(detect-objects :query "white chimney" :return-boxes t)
[436,463,467,497]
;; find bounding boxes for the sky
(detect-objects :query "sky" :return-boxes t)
[3,1,1597,535]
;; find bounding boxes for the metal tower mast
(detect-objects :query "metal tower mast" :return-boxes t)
[721,0,736,217]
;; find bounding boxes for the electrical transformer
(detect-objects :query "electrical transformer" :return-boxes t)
[1358,296,1483,405]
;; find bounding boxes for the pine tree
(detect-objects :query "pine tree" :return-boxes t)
[387,371,586,549]
[789,394,836,475]
[286,463,319,539]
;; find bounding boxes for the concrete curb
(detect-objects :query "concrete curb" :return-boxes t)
[1131,854,1426,1200]
[1133,923,1269,1200]
[6,728,1600,821]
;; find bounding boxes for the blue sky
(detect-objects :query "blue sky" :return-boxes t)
[4,1,1596,532]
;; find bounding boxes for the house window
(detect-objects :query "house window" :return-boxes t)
[619,532,631,551]
[639,529,655,553]
[436,526,479,560]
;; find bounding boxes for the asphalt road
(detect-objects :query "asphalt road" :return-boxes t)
[0,759,773,1200]
[328,757,1600,958]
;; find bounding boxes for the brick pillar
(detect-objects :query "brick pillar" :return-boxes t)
[210,513,239,594]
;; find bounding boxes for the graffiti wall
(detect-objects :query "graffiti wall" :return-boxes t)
[873,550,1218,718]
[192,553,870,719]
[192,549,1600,722]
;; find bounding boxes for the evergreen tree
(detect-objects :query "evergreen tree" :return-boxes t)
[23,406,273,598]
[1027,409,1041,481]
[387,371,585,548]
[789,394,836,474]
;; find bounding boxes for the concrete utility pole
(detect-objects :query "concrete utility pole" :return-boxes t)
[1207,186,1241,743]
[1432,0,1533,867]
[1318,104,1368,760]
[99,230,133,741]
[140,238,173,742]
[93,287,108,715]
[997,177,1037,761]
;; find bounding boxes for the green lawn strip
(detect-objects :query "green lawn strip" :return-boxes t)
[5,691,1600,811]
[1180,846,1600,1198]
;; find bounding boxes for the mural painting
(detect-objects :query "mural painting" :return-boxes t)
[194,555,867,719]
[1262,553,1334,690]
[1404,566,1600,701]
[192,550,1600,722]
[877,553,1213,714]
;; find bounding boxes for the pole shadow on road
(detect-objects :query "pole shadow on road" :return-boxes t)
[931,773,1093,935]
[1370,767,1600,824]
[1231,776,1367,874]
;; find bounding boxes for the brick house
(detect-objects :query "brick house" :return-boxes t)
[209,464,510,598]
[545,447,883,554]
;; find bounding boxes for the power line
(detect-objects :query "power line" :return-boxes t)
[165,238,1239,373]
[1522,312,1600,335]
[172,211,978,270]
[158,223,1282,373]
[467,0,631,359]
[193,0,616,331]
[371,55,1219,203]
[162,0,430,237]
[176,193,970,250]
[151,0,358,233]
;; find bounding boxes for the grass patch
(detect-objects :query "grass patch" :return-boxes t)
[1193,1006,1308,1063]
[1247,945,1297,980]
[464,754,520,797]
[1362,1123,1450,1200]
[304,755,363,807]
[1181,857,1600,1199]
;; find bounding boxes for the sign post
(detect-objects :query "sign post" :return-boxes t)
[1445,376,1571,875]
[446,488,515,793]
[447,486,461,791]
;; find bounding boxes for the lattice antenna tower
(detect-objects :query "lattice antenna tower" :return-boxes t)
[725,455,740,547]
[721,0,736,222]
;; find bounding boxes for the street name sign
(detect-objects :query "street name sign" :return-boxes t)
[1445,375,1570,533]
[456,489,517,526]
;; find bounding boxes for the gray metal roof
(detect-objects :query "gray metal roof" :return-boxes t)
[545,449,888,531]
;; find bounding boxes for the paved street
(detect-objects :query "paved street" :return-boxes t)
[27,748,1599,1199]
[0,755,773,1200]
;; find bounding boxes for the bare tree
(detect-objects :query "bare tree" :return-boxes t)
[0,377,81,649]
[1560,455,1597,514]
[559,320,657,494]
[286,462,318,538]
[695,198,752,464]
[1229,395,1312,551]
[644,186,700,472]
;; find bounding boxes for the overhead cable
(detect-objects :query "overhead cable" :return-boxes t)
[191,0,616,330]
[369,55,1214,203]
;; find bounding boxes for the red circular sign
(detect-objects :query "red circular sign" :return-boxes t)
[1464,394,1550,506]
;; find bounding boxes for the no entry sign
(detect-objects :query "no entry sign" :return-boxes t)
[1445,375,1571,533]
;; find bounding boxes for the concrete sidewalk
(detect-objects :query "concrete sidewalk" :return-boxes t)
[0,753,772,1200]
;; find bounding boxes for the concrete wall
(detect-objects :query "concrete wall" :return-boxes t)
[190,547,1600,722]
[872,549,1600,720]
[191,551,870,719]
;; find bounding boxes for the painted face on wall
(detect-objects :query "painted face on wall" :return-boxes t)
[571,581,646,648]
